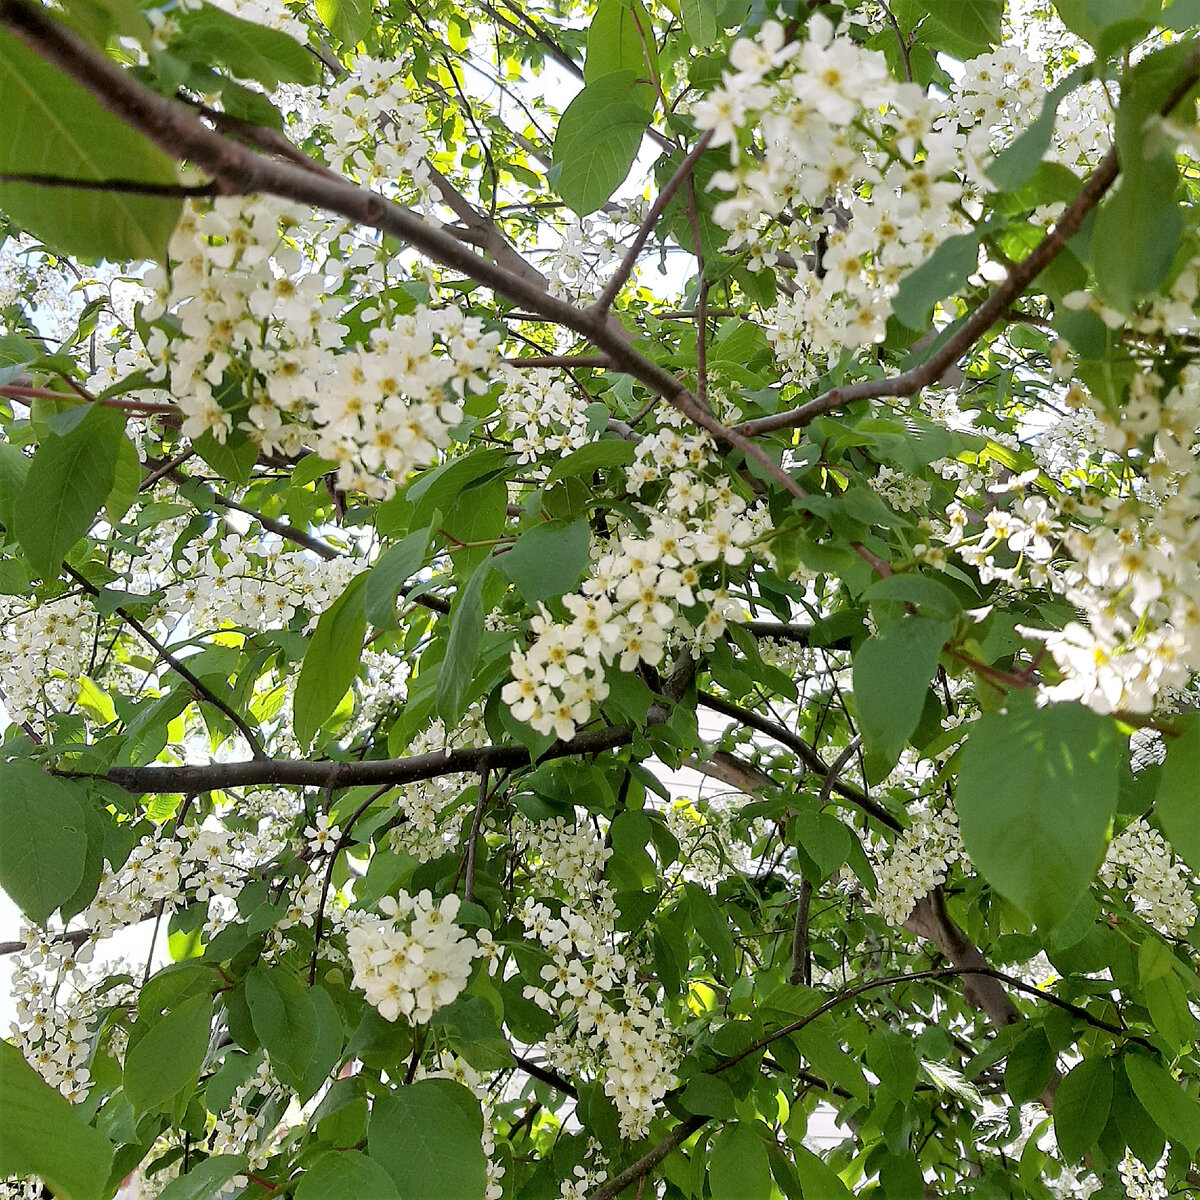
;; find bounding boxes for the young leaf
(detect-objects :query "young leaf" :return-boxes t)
[0,30,181,261]
[13,404,126,581]
[0,1041,114,1200]
[245,969,343,1101]
[1123,1053,1200,1153]
[956,698,1119,930]
[365,526,432,628]
[0,760,88,925]
[293,573,368,747]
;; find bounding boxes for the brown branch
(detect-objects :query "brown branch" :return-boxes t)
[592,131,713,316]
[585,1115,706,1200]
[0,171,217,197]
[736,45,1200,438]
[63,563,269,761]
[697,691,900,831]
[66,703,672,795]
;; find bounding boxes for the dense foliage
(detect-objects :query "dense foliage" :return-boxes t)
[3,0,1200,1197]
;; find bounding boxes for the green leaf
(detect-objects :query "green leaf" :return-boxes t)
[0,29,181,261]
[1005,1027,1057,1104]
[314,0,372,46]
[709,1123,771,1200]
[245,968,343,1101]
[987,64,1098,190]
[863,573,961,619]
[436,557,491,728]
[791,1145,854,1200]
[553,73,650,215]
[891,232,982,330]
[851,616,950,779]
[124,993,213,1116]
[0,759,88,925]
[194,427,258,486]
[584,0,656,90]
[918,0,1002,56]
[153,1156,249,1200]
[1053,0,1162,54]
[13,404,125,580]
[957,699,1119,930]
[0,440,31,532]
[293,573,368,747]
[544,438,635,483]
[174,4,321,87]
[0,1041,114,1200]
[365,527,432,628]
[297,1150,400,1200]
[1053,1057,1113,1162]
[685,882,736,978]
[1155,713,1200,874]
[105,435,141,526]
[681,0,717,45]
[679,1073,737,1119]
[1124,1053,1200,1153]
[496,519,590,604]
[368,1079,488,1200]
[866,1029,919,1104]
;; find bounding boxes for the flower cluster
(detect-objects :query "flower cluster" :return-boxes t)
[871,465,932,513]
[503,427,769,740]
[146,196,500,498]
[346,890,483,1023]
[1118,1150,1168,1200]
[503,366,600,468]
[873,804,964,927]
[0,593,92,731]
[1100,818,1197,938]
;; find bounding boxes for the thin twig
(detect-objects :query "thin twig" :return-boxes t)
[591,131,713,315]
[63,563,269,760]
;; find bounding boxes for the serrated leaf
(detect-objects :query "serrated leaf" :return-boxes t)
[544,438,635,483]
[153,1155,249,1200]
[957,698,1119,930]
[790,1145,854,1200]
[496,519,590,604]
[368,1079,487,1200]
[852,616,950,779]
[1124,1053,1200,1153]
[681,0,717,44]
[1054,1056,1113,1162]
[892,232,982,330]
[314,0,372,47]
[918,0,1002,56]
[245,968,343,1101]
[124,993,213,1116]
[365,526,432,628]
[0,29,181,261]
[584,0,656,87]
[0,1041,114,1200]
[710,1123,771,1200]
[293,573,368,747]
[1155,713,1200,873]
[297,1150,399,1200]
[436,557,490,727]
[553,73,650,215]
[194,427,257,486]
[174,3,321,87]
[13,403,125,580]
[0,759,88,925]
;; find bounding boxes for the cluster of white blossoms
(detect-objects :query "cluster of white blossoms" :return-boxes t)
[502,366,600,468]
[345,890,485,1024]
[321,59,435,206]
[695,14,981,382]
[146,196,500,498]
[1099,818,1197,938]
[159,533,360,634]
[871,465,932,513]
[873,805,964,927]
[207,1053,292,1180]
[0,593,92,731]
[1118,1150,1169,1200]
[504,426,770,740]
[936,492,1063,592]
[514,817,678,1138]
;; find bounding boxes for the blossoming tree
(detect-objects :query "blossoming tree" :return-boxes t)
[2,0,1200,1196]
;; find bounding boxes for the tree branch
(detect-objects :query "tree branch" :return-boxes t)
[735,44,1200,438]
[585,1115,706,1200]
